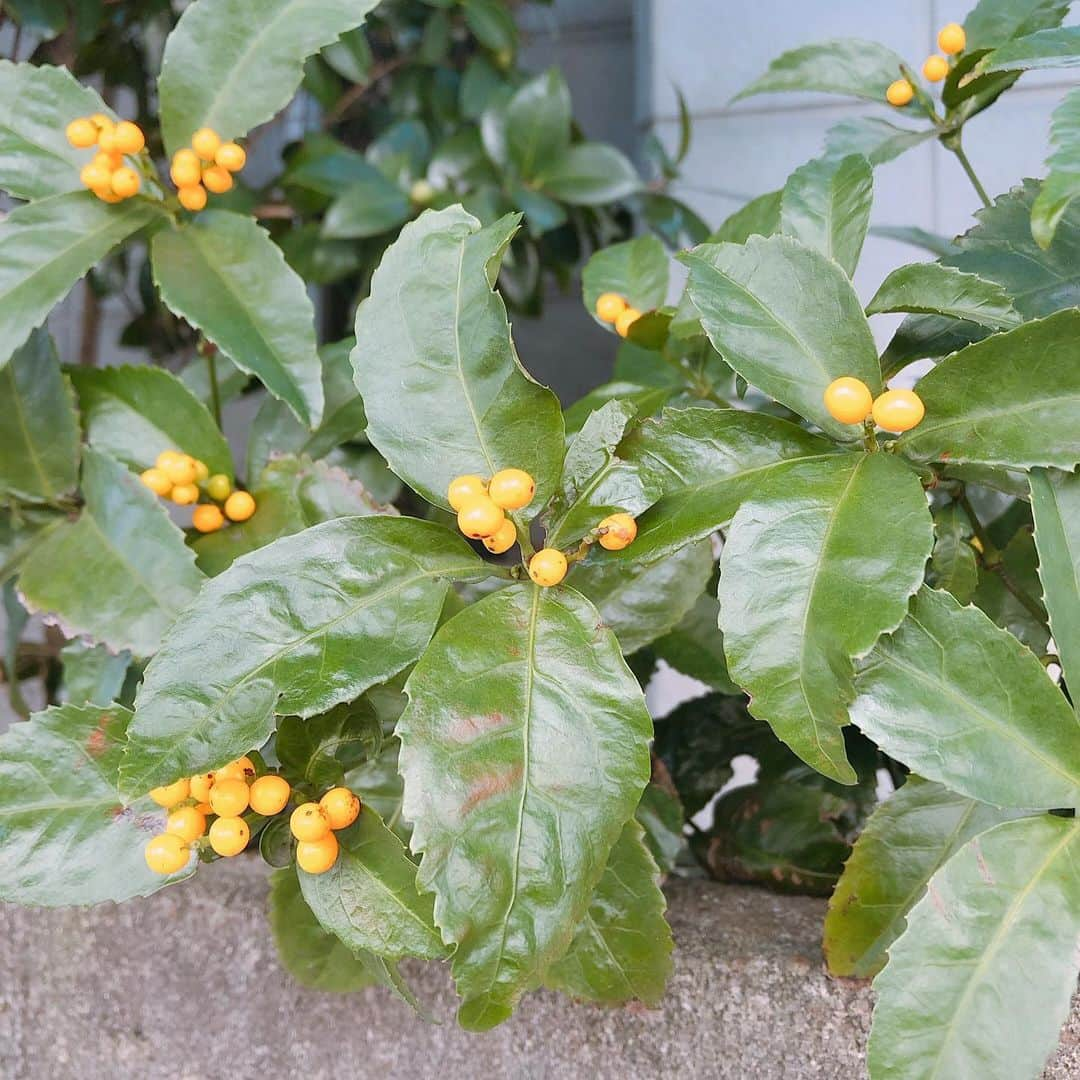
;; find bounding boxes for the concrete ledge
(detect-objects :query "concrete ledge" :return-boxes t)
[1,859,1077,1079]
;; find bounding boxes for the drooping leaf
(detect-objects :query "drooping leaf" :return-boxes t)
[322,164,412,239]
[1032,86,1080,248]
[682,235,881,439]
[581,235,669,322]
[60,639,131,709]
[823,117,933,166]
[504,68,571,180]
[720,453,933,785]
[779,154,873,277]
[897,310,1080,469]
[868,814,1080,1080]
[535,143,640,206]
[708,190,781,244]
[963,0,1070,51]
[866,263,1022,329]
[276,698,383,791]
[18,449,203,656]
[0,192,164,371]
[928,503,979,603]
[158,0,380,154]
[121,517,484,796]
[352,207,563,509]
[824,776,1022,978]
[0,329,79,504]
[979,25,1080,73]
[399,583,652,1029]
[852,586,1080,809]
[652,592,741,694]
[0,704,193,906]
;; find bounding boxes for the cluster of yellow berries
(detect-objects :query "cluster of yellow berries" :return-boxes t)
[887,22,966,107]
[595,293,642,339]
[824,377,925,433]
[287,787,361,875]
[448,468,535,553]
[67,114,146,203]
[139,449,256,532]
[169,127,246,212]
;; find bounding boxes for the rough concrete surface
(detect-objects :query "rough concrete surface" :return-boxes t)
[1,860,1077,1080]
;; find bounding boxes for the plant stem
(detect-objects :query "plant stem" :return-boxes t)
[949,141,992,209]
[202,342,223,430]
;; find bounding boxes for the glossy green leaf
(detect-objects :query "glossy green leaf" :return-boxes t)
[581,235,669,319]
[158,0,380,154]
[852,586,1080,809]
[823,117,933,166]
[617,407,834,563]
[652,592,740,694]
[0,329,79,504]
[322,165,412,239]
[544,819,672,1006]
[19,449,203,656]
[963,0,1070,50]
[928,503,979,603]
[399,583,652,1029]
[463,0,517,53]
[720,453,933,785]
[897,310,1080,469]
[709,190,781,244]
[276,698,382,791]
[352,206,563,509]
[0,61,114,200]
[824,776,1021,978]
[1032,87,1080,248]
[682,235,880,439]
[869,814,1080,1080]
[979,26,1080,72]
[536,143,640,206]
[0,506,63,585]
[60,640,131,709]
[347,735,407,842]
[562,383,675,440]
[734,39,906,103]
[178,351,248,409]
[299,806,446,961]
[121,517,484,796]
[70,365,233,480]
[635,780,685,875]
[505,68,570,180]
[866,263,1022,329]
[0,704,193,906]
[870,225,960,258]
[972,524,1050,653]
[0,192,164,371]
[779,154,872,277]
[152,210,323,428]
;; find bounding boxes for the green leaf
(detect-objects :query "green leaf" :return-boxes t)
[709,190,781,244]
[0,506,63,585]
[928,503,979,603]
[158,0,380,154]
[0,61,114,200]
[322,165,412,239]
[121,517,485,796]
[868,814,1080,1080]
[268,867,380,991]
[69,365,233,480]
[347,733,407,843]
[19,449,203,656]
[1032,87,1080,248]
[0,192,164,372]
[870,225,960,258]
[581,235,669,320]
[866,263,1022,329]
[399,582,652,1029]
[897,310,1080,469]
[617,407,835,564]
[1030,468,1080,714]
[779,154,873,277]
[682,235,881,440]
[652,592,740,694]
[352,207,563,509]
[0,704,193,906]
[562,383,675,440]
[824,776,1021,978]
[852,586,1080,809]
[536,143,640,206]
[152,210,323,428]
[276,698,382,791]
[505,68,571,180]
[979,26,1080,72]
[963,0,1070,51]
[719,453,933,785]
[823,117,933,166]
[571,540,713,656]
[0,329,79,504]
[60,640,131,709]
[734,39,906,103]
[299,806,447,961]
[972,524,1050,653]
[463,0,517,53]
[544,819,672,1006]
[635,780,685,875]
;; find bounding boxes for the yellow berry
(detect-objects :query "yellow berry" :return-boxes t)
[139,467,172,497]
[410,178,435,204]
[149,778,191,808]
[110,166,140,198]
[155,449,181,470]
[598,512,637,551]
[166,805,207,843]
[938,22,966,55]
[66,117,98,148]
[208,815,250,857]
[447,474,487,511]
[201,164,233,194]
[483,518,518,555]
[209,777,250,817]
[224,490,256,522]
[192,459,209,482]
[886,80,914,107]
[320,787,361,830]
[191,127,221,160]
[290,802,331,843]
[96,123,117,153]
[178,184,208,212]
[488,468,535,511]
[192,504,225,533]
[206,473,232,502]
[528,548,568,587]
[923,55,949,82]
[235,755,256,780]
[92,150,122,171]
[872,389,926,433]
[163,453,198,486]
[250,775,291,816]
[193,801,213,816]
[170,482,199,506]
[79,162,112,192]
[595,292,627,323]
[214,761,245,783]
[457,495,505,539]
[113,121,145,155]
[824,376,874,424]
[296,832,339,875]
[144,833,190,875]
[89,113,110,128]
[189,772,215,802]
[215,142,246,172]
[615,306,642,338]
[170,149,201,187]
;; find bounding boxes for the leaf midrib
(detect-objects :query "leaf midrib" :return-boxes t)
[1,360,59,499]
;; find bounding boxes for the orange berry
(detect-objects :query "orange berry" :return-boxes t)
[249,775,291,817]
[96,123,117,153]
[224,491,256,522]
[487,468,535,511]
[214,761,245,783]
[447,474,487,511]
[170,149,201,187]
[166,805,207,843]
[149,778,190,808]
[66,118,98,148]
[192,459,209,482]
[145,833,190,874]
[215,142,246,172]
[79,162,112,192]
[824,377,874,425]
[296,832,339,875]
[872,389,926,433]
[191,127,221,160]
[201,164,233,194]
[110,167,140,198]
[320,787,361,830]
[290,802,330,843]
[178,184,207,212]
[140,467,172,497]
[208,816,250,857]
[192,504,225,533]
[457,495,504,539]
[189,772,215,802]
[886,80,914,107]
[528,548,568,587]
[615,307,641,338]
[598,512,637,551]
[923,55,949,82]
[483,518,518,555]
[595,292,627,323]
[112,121,145,155]
[938,23,966,55]
[209,777,250,818]
[235,755,256,780]
[170,483,199,506]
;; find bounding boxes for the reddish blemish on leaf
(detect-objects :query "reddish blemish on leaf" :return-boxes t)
[448,711,511,743]
[84,714,111,757]
[461,764,523,815]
